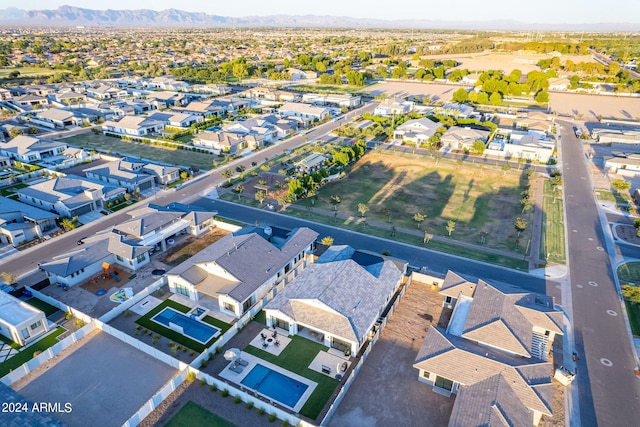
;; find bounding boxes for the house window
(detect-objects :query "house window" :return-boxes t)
[136,253,146,264]
[273,317,289,330]
[116,255,124,262]
[242,297,253,313]
[445,296,452,304]
[175,284,190,297]
[30,320,42,330]
[435,376,454,391]
[421,370,431,379]
[21,328,30,340]
[223,302,235,313]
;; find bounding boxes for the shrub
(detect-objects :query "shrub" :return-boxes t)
[186,371,196,382]
[183,347,187,352]
[210,384,217,392]
[33,350,42,358]
[282,421,290,427]
[245,401,254,409]
[190,350,195,356]
[257,408,265,415]
[215,346,222,354]
[221,389,229,397]
[233,395,242,404]
[200,359,207,368]
[199,379,206,386]
[168,341,174,347]
[268,414,277,423]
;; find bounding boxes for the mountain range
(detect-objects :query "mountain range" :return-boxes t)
[0,6,637,31]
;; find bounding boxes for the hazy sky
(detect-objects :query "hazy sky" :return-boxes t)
[5,0,640,24]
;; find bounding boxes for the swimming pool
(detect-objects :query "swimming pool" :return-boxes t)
[240,364,308,408]
[152,307,219,344]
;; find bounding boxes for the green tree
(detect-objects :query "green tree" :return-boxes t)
[0,271,17,284]
[255,190,267,206]
[514,217,527,237]
[60,218,76,231]
[288,178,304,198]
[452,88,469,103]
[9,128,23,137]
[413,213,425,229]
[550,175,563,190]
[357,203,369,218]
[445,220,456,236]
[330,195,341,210]
[489,92,502,106]
[611,178,631,193]
[233,184,244,200]
[501,162,512,175]
[521,198,534,213]
[471,140,486,155]
[535,90,550,103]
[221,169,234,183]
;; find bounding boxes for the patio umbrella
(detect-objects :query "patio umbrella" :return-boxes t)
[224,348,241,362]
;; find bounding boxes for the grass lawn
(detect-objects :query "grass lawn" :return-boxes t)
[165,401,237,427]
[595,189,631,205]
[624,300,640,336]
[24,298,60,317]
[295,151,534,254]
[0,183,28,197]
[63,133,216,171]
[159,229,230,266]
[0,67,69,78]
[135,300,231,353]
[0,327,66,377]
[244,334,340,420]
[617,262,640,284]
[111,199,137,212]
[541,196,566,264]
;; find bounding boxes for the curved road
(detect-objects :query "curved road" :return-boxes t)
[558,120,640,427]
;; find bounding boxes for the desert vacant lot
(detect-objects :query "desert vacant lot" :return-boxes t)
[63,133,217,170]
[418,51,592,74]
[297,150,533,252]
[0,66,69,78]
[549,92,640,121]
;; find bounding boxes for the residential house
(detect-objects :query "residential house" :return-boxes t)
[192,131,246,154]
[0,196,57,246]
[548,78,570,91]
[33,108,84,129]
[86,84,127,100]
[17,176,126,218]
[54,91,87,105]
[0,87,13,101]
[144,76,190,91]
[189,84,231,96]
[393,117,439,144]
[0,292,49,346]
[11,94,48,108]
[264,245,406,355]
[148,202,217,237]
[301,93,361,108]
[374,98,414,116]
[278,102,330,121]
[142,164,181,185]
[433,103,475,119]
[102,116,164,136]
[173,101,225,118]
[148,111,200,128]
[593,129,640,144]
[488,130,555,163]
[247,87,299,102]
[0,135,67,163]
[295,153,330,173]
[0,156,12,169]
[440,126,491,151]
[166,226,318,318]
[146,91,187,107]
[413,271,563,427]
[85,160,156,193]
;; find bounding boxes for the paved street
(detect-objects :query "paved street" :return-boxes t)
[557,120,640,427]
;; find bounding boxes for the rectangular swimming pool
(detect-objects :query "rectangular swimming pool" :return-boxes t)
[152,307,219,344]
[240,364,308,408]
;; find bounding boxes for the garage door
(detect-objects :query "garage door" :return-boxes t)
[71,203,93,216]
[139,181,153,191]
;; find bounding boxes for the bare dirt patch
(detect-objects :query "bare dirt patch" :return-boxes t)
[159,229,230,267]
[615,224,640,245]
[80,266,130,293]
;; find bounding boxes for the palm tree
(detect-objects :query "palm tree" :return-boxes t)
[0,272,17,284]
[321,236,334,245]
[514,217,527,237]
[61,218,76,231]
[446,220,456,236]
[413,213,425,229]
[233,184,244,200]
[330,195,341,211]
[357,203,369,218]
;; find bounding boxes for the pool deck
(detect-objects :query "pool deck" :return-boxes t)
[219,350,317,413]
[247,328,292,356]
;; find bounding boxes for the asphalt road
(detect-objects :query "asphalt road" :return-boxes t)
[558,120,640,427]
[0,102,377,276]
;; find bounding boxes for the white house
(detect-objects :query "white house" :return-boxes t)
[487,130,555,163]
[0,135,67,163]
[440,126,491,151]
[0,196,57,247]
[393,117,439,144]
[374,98,414,116]
[0,292,49,346]
[264,246,406,355]
[278,102,330,121]
[102,116,164,136]
[166,226,318,318]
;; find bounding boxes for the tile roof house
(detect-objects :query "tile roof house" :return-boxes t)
[17,176,126,218]
[264,246,407,355]
[278,102,330,121]
[192,131,246,154]
[0,135,67,163]
[0,196,57,247]
[393,117,439,144]
[166,226,318,318]
[440,126,491,151]
[101,115,164,136]
[413,271,564,427]
[84,160,156,193]
[373,98,414,116]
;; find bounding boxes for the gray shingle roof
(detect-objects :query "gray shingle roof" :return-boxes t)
[264,246,405,342]
[0,196,57,221]
[439,270,477,299]
[114,207,184,238]
[167,227,318,303]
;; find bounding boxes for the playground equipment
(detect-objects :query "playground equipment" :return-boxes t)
[102,262,120,282]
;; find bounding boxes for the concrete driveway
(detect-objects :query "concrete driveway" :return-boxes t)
[329,278,454,427]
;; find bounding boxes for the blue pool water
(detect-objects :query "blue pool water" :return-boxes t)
[152,307,219,343]
[240,364,308,408]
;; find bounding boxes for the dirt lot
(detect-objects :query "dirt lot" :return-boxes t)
[329,277,454,427]
[80,266,130,293]
[550,92,640,121]
[364,81,457,103]
[417,51,591,74]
